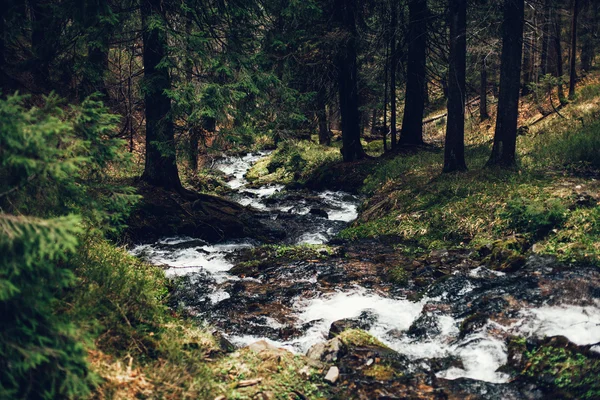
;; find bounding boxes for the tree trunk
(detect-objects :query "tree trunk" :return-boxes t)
[569,0,579,100]
[487,0,525,168]
[370,108,377,135]
[0,3,5,90]
[580,0,595,71]
[141,0,183,189]
[400,0,427,146]
[553,7,566,104]
[540,0,551,76]
[480,55,489,121]
[317,87,330,145]
[80,0,110,98]
[383,40,388,152]
[390,0,398,149]
[443,0,467,173]
[521,24,533,95]
[29,0,50,88]
[335,0,365,162]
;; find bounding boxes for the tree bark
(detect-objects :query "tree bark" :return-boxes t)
[540,0,551,76]
[141,0,183,189]
[390,0,398,148]
[400,0,427,146]
[487,0,525,168]
[568,0,579,100]
[335,0,366,162]
[382,17,389,153]
[521,21,533,95]
[29,0,50,88]
[443,0,467,173]
[317,87,330,145]
[80,0,110,98]
[553,7,566,104]
[480,55,489,121]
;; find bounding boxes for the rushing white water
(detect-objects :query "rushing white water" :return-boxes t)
[516,303,600,346]
[131,237,252,282]
[132,152,600,386]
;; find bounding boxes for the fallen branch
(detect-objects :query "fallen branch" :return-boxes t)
[233,378,262,388]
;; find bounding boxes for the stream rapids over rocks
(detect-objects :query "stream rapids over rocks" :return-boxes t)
[132,152,600,398]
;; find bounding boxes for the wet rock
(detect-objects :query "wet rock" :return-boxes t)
[407,313,443,340]
[429,249,449,259]
[328,310,378,339]
[324,366,340,384]
[309,208,329,218]
[427,355,464,373]
[438,378,544,400]
[458,312,488,339]
[306,337,346,363]
[213,331,236,353]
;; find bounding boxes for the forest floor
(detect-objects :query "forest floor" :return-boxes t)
[85,73,600,399]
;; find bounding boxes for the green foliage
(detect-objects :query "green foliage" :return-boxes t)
[66,237,169,356]
[0,213,93,399]
[501,197,568,239]
[0,94,138,398]
[0,94,138,233]
[535,119,600,170]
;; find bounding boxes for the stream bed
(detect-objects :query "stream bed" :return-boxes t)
[132,152,600,394]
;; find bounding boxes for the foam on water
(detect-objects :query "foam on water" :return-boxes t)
[516,303,600,346]
[215,152,270,189]
[131,238,252,281]
[318,191,359,222]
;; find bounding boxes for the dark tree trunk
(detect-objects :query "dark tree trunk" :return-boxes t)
[317,87,330,145]
[0,3,5,90]
[29,0,50,88]
[487,0,525,168]
[370,108,377,135]
[189,128,200,172]
[141,0,183,189]
[569,0,579,99]
[553,8,567,104]
[400,0,427,146]
[383,40,388,152]
[390,0,398,148]
[335,0,365,162]
[540,0,551,76]
[580,0,593,71]
[443,0,467,173]
[582,0,599,71]
[80,0,110,98]
[480,55,489,121]
[521,26,533,95]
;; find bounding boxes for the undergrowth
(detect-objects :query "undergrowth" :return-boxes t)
[342,79,600,265]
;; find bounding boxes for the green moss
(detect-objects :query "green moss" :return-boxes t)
[363,364,397,380]
[388,266,409,285]
[338,329,388,349]
[245,140,340,185]
[521,344,600,399]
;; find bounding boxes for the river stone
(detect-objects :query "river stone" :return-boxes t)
[306,337,346,363]
[324,366,340,384]
[247,340,290,357]
[328,310,378,339]
[309,208,329,218]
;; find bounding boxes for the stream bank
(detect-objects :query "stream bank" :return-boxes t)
[132,152,600,399]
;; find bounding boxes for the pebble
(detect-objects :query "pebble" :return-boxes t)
[324,366,340,384]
